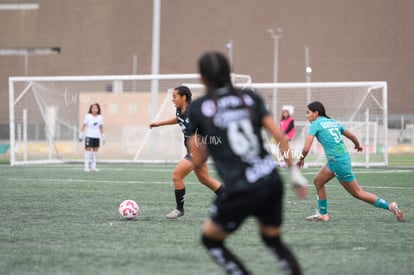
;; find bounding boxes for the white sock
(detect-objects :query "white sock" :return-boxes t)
[84,151,90,169]
[91,152,97,170]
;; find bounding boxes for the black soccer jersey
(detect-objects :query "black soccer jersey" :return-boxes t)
[188,88,276,192]
[176,106,191,148]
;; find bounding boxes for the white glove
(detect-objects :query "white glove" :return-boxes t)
[289,166,308,188]
[101,134,106,145]
[78,132,83,142]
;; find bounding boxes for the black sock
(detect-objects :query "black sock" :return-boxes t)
[201,234,251,275]
[261,234,302,275]
[175,188,185,211]
[214,185,225,196]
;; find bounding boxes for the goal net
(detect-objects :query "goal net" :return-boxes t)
[249,82,388,167]
[9,74,252,166]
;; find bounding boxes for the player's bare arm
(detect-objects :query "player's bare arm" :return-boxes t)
[262,115,308,198]
[149,117,178,128]
[342,129,363,152]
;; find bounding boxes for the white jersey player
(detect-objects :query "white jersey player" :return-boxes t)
[78,103,105,172]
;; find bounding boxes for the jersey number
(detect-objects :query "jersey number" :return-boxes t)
[227,119,259,159]
[329,128,343,143]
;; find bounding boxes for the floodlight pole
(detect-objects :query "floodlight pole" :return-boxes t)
[150,0,161,121]
[267,28,283,122]
[225,40,233,72]
[305,47,312,104]
[305,46,312,104]
[132,54,138,91]
[149,0,161,152]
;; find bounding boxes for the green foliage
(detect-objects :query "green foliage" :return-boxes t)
[0,164,413,274]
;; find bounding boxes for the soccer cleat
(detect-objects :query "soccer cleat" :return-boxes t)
[306,209,330,221]
[166,209,184,219]
[91,168,99,172]
[84,168,90,172]
[389,202,404,222]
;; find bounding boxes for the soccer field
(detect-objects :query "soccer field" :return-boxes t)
[0,164,413,275]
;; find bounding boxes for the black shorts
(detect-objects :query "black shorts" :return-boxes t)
[209,171,284,232]
[183,147,192,161]
[85,137,100,148]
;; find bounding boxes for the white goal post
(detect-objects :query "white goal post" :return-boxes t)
[8,73,252,166]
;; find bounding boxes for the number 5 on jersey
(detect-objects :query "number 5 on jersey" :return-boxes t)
[329,128,343,143]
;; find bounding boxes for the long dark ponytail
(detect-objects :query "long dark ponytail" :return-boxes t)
[307,101,330,118]
[198,51,257,121]
[198,51,233,95]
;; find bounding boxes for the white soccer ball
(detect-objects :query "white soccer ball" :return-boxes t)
[118,199,139,219]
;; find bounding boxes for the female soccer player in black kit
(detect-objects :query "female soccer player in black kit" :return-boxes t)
[187,52,308,275]
[150,86,224,219]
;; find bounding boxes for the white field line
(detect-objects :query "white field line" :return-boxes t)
[6,166,413,175]
[2,177,413,189]
[3,177,189,185]
[95,168,174,172]
[5,167,175,173]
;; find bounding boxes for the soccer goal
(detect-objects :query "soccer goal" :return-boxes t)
[9,73,252,166]
[249,82,388,167]
[157,81,388,167]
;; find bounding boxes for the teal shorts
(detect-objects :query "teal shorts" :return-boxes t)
[326,155,355,183]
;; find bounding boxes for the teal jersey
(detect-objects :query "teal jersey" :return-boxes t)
[308,116,348,158]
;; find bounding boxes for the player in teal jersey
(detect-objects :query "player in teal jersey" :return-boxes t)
[150,86,224,219]
[298,101,404,222]
[188,52,308,275]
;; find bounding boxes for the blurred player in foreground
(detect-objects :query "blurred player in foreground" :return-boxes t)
[78,103,105,172]
[188,52,308,275]
[297,101,404,222]
[150,86,224,219]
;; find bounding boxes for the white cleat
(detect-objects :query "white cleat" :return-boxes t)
[389,202,404,222]
[166,209,184,219]
[306,209,330,221]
